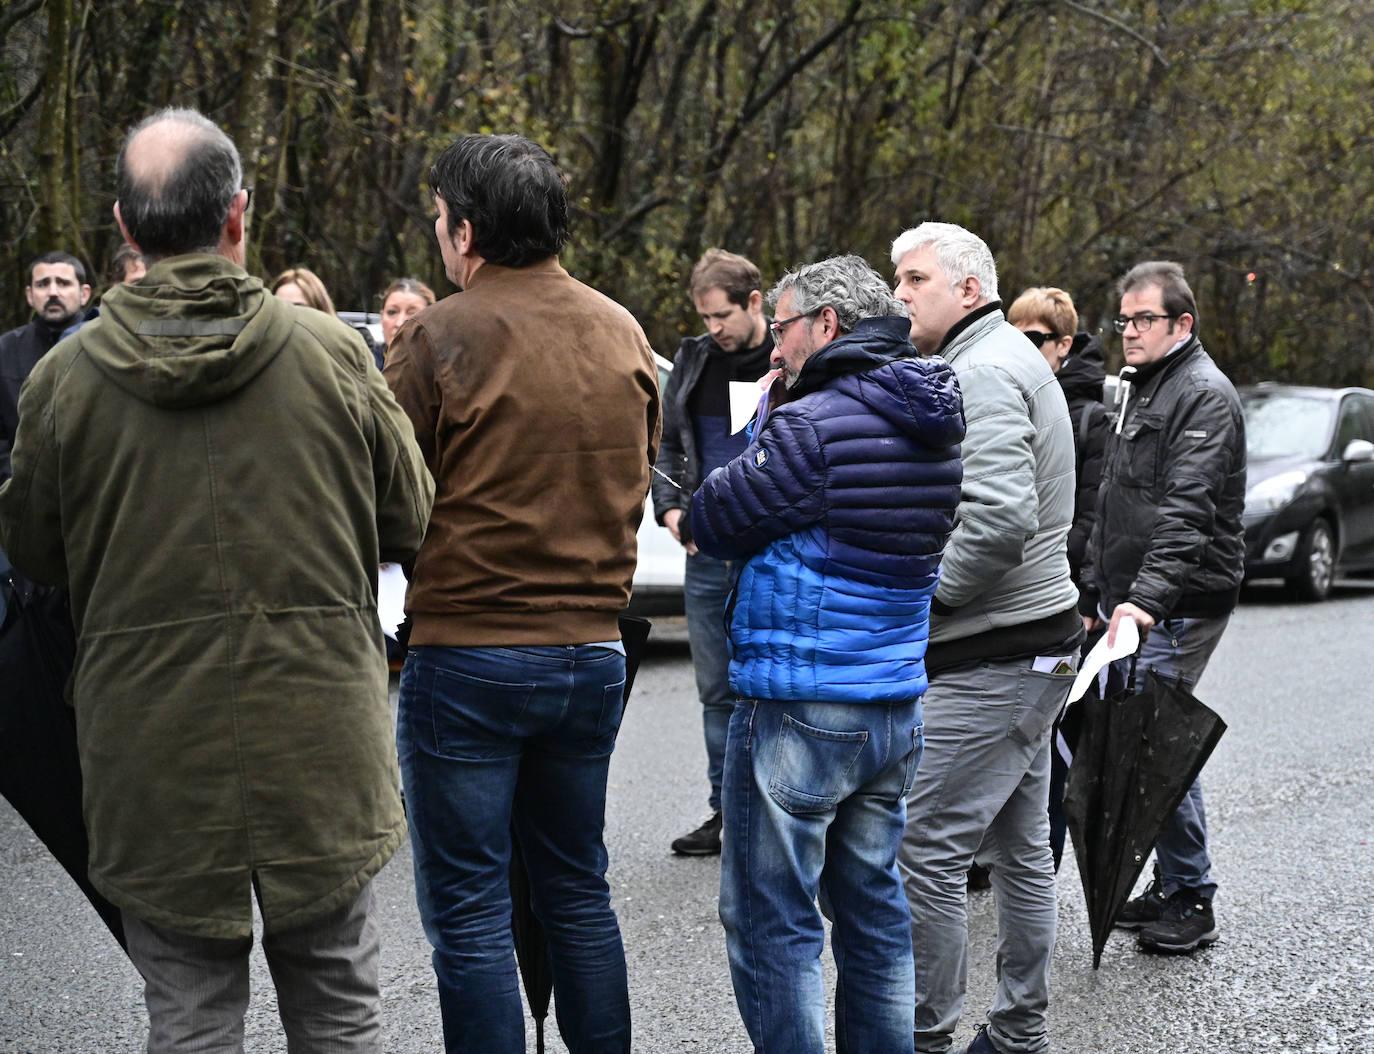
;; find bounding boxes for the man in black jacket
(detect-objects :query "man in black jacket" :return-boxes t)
[653,248,773,856]
[1,252,92,482]
[1081,260,1246,956]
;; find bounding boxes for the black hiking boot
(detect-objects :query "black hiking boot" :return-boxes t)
[967,862,992,892]
[1114,870,1168,930]
[956,1025,999,1054]
[670,812,722,856]
[1137,888,1219,955]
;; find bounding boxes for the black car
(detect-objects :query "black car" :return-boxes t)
[1241,383,1374,600]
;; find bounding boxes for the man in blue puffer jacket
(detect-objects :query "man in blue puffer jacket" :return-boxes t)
[691,254,965,1054]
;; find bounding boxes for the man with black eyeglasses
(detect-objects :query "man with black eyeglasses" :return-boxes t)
[1080,259,1246,956]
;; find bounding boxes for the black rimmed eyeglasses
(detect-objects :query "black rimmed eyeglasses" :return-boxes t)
[1112,312,1177,334]
[769,311,816,337]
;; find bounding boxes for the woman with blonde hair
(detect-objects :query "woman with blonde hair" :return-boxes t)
[379,277,436,347]
[271,267,335,314]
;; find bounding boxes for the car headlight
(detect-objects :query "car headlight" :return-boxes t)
[1245,469,1309,515]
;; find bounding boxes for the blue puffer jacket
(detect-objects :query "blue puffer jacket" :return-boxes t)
[690,316,964,704]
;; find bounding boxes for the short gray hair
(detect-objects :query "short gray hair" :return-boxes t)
[116,108,242,260]
[767,254,908,333]
[890,221,999,302]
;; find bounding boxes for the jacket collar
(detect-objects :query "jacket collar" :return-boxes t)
[1129,334,1201,393]
[936,301,1003,361]
[464,256,567,291]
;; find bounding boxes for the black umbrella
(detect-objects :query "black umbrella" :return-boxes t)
[510,614,651,1052]
[0,571,127,952]
[1062,660,1226,968]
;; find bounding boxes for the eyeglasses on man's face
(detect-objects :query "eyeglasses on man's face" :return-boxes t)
[769,311,815,337]
[1112,312,1177,334]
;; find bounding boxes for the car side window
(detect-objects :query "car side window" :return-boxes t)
[1358,398,1374,442]
[1334,399,1365,453]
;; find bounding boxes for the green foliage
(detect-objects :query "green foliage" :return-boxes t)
[1,0,1370,384]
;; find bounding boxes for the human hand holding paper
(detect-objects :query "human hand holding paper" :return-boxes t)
[1068,615,1139,703]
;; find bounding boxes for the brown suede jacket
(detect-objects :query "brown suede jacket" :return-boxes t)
[385,257,661,646]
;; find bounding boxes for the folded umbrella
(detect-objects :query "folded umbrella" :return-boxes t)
[1062,660,1226,967]
[511,614,652,1052]
[0,570,126,952]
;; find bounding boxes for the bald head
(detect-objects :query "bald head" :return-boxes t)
[115,108,244,261]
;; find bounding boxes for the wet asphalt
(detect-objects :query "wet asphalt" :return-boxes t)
[2,583,1373,1052]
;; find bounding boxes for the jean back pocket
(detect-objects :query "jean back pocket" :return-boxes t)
[766,714,869,815]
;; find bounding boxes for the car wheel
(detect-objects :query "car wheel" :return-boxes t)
[1286,519,1336,602]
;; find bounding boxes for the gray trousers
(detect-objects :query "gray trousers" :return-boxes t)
[123,882,382,1054]
[900,656,1076,1054]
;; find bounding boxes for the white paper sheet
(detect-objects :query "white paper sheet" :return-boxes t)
[377,563,408,641]
[729,381,761,435]
[1067,616,1139,703]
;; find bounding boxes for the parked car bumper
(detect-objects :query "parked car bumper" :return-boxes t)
[1242,496,1326,578]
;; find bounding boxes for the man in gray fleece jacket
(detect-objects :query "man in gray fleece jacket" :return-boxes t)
[892,222,1082,1054]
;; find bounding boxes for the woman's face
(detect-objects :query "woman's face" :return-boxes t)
[382,290,431,345]
[274,281,309,308]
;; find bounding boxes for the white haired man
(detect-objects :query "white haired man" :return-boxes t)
[892,222,1082,1054]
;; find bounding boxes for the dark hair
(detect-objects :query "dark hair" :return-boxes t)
[428,134,568,267]
[1117,260,1201,335]
[107,244,145,285]
[689,248,762,308]
[29,251,87,285]
[116,108,243,260]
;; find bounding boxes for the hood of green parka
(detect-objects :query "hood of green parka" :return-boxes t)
[88,254,294,409]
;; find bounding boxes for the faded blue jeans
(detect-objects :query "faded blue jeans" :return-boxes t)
[398,645,631,1054]
[684,551,735,814]
[720,697,924,1054]
[1123,614,1230,900]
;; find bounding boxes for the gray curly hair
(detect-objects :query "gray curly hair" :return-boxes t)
[767,254,909,333]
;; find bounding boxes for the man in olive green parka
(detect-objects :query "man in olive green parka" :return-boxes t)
[0,108,433,1051]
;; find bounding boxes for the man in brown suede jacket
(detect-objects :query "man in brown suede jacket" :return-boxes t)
[384,133,660,1054]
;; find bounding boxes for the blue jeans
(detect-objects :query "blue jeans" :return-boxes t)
[684,552,735,813]
[398,645,631,1054]
[720,697,923,1054]
[1123,614,1229,900]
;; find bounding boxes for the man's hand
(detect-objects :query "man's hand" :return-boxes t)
[1107,602,1155,647]
[663,508,698,555]
[1082,614,1102,634]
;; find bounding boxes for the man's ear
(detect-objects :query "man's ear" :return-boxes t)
[747,289,764,314]
[223,189,247,247]
[1175,312,1195,338]
[819,305,842,342]
[79,284,92,306]
[960,275,983,309]
[24,283,36,310]
[113,202,143,255]
[455,217,476,257]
